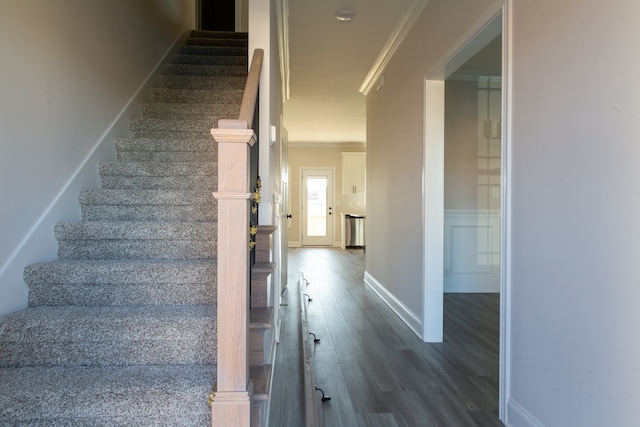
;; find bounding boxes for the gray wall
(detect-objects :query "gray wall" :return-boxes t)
[0,1,195,316]
[367,0,640,425]
[507,0,640,425]
[366,0,496,327]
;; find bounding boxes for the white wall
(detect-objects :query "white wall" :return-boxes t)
[366,0,497,325]
[506,0,640,425]
[0,0,195,316]
[368,0,640,424]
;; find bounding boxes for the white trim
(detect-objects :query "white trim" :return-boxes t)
[287,241,301,248]
[364,271,423,339]
[507,398,545,427]
[500,0,513,422]
[422,79,445,343]
[275,0,290,101]
[359,0,429,95]
[423,2,504,81]
[421,1,508,419]
[443,210,501,293]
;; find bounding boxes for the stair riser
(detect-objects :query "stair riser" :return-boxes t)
[131,130,213,139]
[114,137,216,153]
[190,30,248,40]
[24,260,217,285]
[28,283,216,307]
[100,175,216,190]
[163,64,246,76]
[116,151,216,162]
[99,161,216,175]
[130,118,219,133]
[187,37,247,47]
[141,103,239,120]
[157,74,246,90]
[0,364,215,425]
[81,205,216,222]
[151,88,244,104]
[58,240,216,260]
[0,339,215,368]
[177,46,247,57]
[172,54,246,67]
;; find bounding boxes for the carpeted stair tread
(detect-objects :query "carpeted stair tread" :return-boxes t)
[79,188,215,205]
[99,161,216,189]
[26,259,217,307]
[114,137,215,152]
[172,53,246,67]
[25,259,216,285]
[186,37,247,47]
[114,137,217,161]
[0,364,215,425]
[130,118,225,133]
[151,87,245,103]
[177,45,247,57]
[163,63,246,76]
[79,189,216,222]
[0,305,216,367]
[55,221,216,240]
[157,74,247,90]
[189,30,248,39]
[99,161,216,176]
[141,102,240,121]
[55,221,217,260]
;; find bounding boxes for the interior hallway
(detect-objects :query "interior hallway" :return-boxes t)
[269,248,503,427]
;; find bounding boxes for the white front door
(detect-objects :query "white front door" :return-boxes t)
[302,169,334,246]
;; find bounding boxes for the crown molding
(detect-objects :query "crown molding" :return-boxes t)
[359,0,429,96]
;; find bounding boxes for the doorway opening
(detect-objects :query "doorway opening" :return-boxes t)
[198,0,235,31]
[423,8,507,420]
[301,169,334,246]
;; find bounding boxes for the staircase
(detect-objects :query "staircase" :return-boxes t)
[0,30,270,426]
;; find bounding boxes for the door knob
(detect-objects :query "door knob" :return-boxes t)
[286,214,292,219]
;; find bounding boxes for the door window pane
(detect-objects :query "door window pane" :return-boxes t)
[306,177,327,236]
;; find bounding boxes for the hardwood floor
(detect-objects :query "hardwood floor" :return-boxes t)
[268,248,503,427]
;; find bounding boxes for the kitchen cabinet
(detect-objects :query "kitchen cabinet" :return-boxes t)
[341,152,366,214]
[342,153,366,195]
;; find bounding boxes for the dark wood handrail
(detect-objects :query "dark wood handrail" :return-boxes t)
[218,48,264,130]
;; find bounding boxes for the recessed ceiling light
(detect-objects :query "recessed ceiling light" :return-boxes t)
[335,8,356,22]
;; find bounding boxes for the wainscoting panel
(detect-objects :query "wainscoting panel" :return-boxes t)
[444,210,500,293]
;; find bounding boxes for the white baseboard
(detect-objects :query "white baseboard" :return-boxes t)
[288,241,301,248]
[364,271,423,339]
[507,398,544,427]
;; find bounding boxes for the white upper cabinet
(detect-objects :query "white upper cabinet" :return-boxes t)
[341,153,366,195]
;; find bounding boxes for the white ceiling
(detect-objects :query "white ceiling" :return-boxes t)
[283,0,413,145]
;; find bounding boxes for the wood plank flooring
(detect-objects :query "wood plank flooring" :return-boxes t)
[268,248,503,427]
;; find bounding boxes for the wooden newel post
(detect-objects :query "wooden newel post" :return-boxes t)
[211,126,256,427]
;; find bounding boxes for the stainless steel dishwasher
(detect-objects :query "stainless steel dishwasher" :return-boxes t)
[345,214,365,249]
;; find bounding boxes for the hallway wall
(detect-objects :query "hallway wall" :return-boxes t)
[366,0,497,325]
[367,0,640,425]
[0,0,196,316]
[506,0,640,425]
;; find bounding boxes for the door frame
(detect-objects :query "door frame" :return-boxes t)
[299,167,335,247]
[422,2,510,421]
